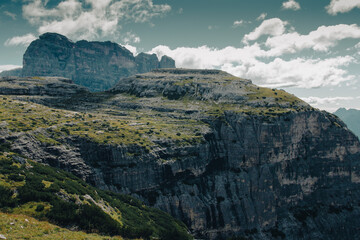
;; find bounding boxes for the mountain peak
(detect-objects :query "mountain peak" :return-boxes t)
[39,32,73,43]
[22,32,176,92]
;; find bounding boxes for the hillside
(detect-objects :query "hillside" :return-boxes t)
[0,212,122,240]
[0,144,191,239]
[334,108,360,139]
[0,70,359,239]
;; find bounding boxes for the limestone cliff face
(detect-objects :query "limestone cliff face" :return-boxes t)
[1,69,360,240]
[22,33,176,92]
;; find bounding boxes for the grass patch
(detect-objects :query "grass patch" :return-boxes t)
[0,212,123,240]
[0,152,192,239]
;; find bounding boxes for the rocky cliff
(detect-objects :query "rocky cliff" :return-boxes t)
[22,33,175,92]
[1,69,360,240]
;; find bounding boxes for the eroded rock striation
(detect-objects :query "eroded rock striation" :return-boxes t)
[1,69,360,240]
[22,33,176,92]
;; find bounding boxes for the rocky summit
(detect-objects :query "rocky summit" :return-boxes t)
[1,69,360,240]
[21,33,175,92]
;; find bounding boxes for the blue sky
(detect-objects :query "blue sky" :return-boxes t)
[0,0,360,112]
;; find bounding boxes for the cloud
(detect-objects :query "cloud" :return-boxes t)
[222,56,355,88]
[21,0,171,41]
[282,0,301,11]
[5,33,37,46]
[208,25,219,30]
[233,20,245,27]
[326,0,360,15]
[302,97,360,112]
[149,45,354,88]
[356,42,360,48]
[301,96,355,105]
[123,44,138,56]
[0,65,22,73]
[300,96,360,112]
[122,32,141,44]
[256,13,267,21]
[265,24,360,55]
[243,18,287,43]
[3,11,17,20]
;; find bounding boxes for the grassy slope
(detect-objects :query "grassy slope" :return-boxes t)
[0,212,123,240]
[0,150,191,240]
[0,96,204,149]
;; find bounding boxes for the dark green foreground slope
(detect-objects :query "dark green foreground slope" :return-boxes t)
[0,146,191,240]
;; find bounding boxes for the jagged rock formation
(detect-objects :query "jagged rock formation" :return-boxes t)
[1,69,360,240]
[22,33,176,92]
[334,108,360,139]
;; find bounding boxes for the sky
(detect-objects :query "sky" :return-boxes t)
[0,0,360,112]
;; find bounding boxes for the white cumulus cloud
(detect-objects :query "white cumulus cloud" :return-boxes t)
[300,96,360,112]
[20,0,171,41]
[326,0,360,15]
[265,24,360,56]
[5,33,37,46]
[149,45,354,89]
[301,96,355,105]
[282,0,301,11]
[243,18,288,43]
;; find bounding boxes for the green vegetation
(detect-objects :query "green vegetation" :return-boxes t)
[246,86,301,104]
[0,97,204,149]
[0,152,192,239]
[0,212,123,240]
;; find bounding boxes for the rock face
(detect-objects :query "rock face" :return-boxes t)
[0,76,88,96]
[1,69,360,240]
[22,33,176,92]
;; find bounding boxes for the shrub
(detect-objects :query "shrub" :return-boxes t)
[78,204,122,235]
[0,185,16,208]
[36,204,45,212]
[8,173,25,182]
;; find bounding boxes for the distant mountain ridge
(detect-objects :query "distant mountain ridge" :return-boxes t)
[0,67,22,77]
[334,108,360,139]
[5,33,175,91]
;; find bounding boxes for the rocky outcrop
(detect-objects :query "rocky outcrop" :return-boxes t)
[0,76,88,96]
[0,68,22,77]
[159,56,176,68]
[22,33,176,92]
[2,69,360,239]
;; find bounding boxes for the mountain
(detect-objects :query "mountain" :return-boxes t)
[0,67,22,77]
[21,33,175,92]
[1,70,360,240]
[334,108,360,139]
